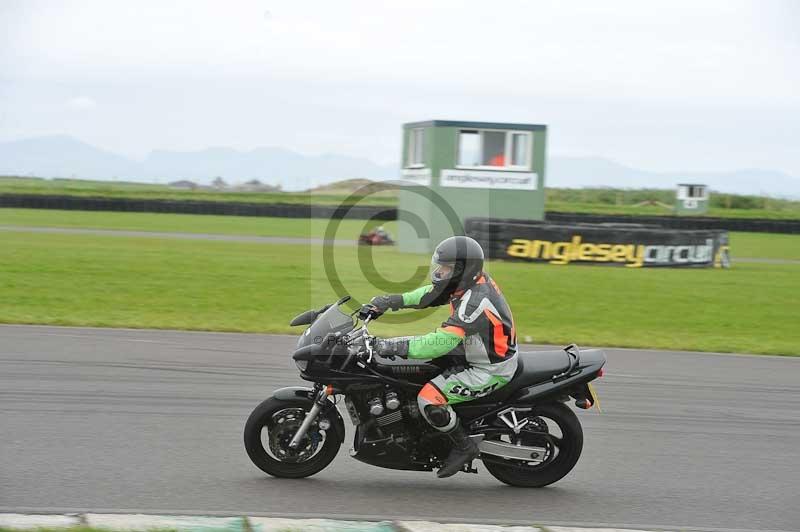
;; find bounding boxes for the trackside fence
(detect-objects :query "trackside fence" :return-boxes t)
[0,194,395,220]
[1,194,798,233]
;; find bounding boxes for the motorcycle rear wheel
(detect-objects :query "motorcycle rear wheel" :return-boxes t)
[244,397,341,478]
[482,402,583,487]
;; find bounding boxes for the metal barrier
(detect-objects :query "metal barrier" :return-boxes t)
[0,194,797,233]
[0,194,396,220]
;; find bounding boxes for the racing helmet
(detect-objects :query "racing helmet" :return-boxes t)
[429,236,485,290]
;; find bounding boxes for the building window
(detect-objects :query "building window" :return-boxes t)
[407,128,425,167]
[681,185,707,199]
[482,131,506,166]
[457,129,532,170]
[457,130,480,166]
[511,133,529,167]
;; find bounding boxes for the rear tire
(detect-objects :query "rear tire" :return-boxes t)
[482,402,583,488]
[244,397,341,478]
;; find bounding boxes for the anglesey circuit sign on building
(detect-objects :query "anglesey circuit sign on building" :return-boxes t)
[439,169,538,190]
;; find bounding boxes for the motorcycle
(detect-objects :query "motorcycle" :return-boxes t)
[244,296,606,487]
[358,231,395,246]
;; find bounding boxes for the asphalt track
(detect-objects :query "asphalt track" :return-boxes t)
[1,325,799,531]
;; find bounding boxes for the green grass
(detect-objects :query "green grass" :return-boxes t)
[0,208,395,241]
[729,232,800,261]
[1,208,797,260]
[1,231,798,355]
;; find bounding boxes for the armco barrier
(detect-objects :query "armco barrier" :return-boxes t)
[1,193,798,233]
[0,194,396,220]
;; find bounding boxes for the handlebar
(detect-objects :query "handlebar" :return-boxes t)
[340,315,375,370]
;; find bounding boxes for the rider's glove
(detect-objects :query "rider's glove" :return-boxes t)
[359,294,403,320]
[374,337,410,360]
[357,304,379,320]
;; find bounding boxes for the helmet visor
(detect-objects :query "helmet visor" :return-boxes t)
[430,256,456,284]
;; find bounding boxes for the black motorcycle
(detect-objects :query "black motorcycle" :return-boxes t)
[244,296,606,487]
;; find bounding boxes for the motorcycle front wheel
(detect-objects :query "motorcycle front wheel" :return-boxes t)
[244,397,341,478]
[482,402,583,487]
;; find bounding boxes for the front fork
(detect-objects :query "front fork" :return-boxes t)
[288,383,332,449]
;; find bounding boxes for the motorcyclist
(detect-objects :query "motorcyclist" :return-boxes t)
[360,236,518,478]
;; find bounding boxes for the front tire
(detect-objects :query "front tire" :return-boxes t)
[483,402,583,487]
[244,397,341,478]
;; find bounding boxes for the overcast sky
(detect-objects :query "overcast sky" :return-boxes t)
[1,0,798,176]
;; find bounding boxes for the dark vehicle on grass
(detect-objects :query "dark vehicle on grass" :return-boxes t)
[244,296,605,487]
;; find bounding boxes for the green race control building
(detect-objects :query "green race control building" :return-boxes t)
[397,120,548,253]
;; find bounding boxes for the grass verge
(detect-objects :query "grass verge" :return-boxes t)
[0,231,797,355]
[725,232,800,261]
[0,208,393,241]
[1,208,798,260]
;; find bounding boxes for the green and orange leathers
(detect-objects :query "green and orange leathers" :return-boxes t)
[389,273,519,431]
[399,275,517,364]
[398,284,464,359]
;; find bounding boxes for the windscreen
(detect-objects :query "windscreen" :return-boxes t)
[296,302,355,348]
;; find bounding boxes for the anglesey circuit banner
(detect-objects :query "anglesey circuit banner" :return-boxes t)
[467,219,731,268]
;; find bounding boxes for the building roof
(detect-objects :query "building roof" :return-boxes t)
[677,183,707,187]
[403,120,546,131]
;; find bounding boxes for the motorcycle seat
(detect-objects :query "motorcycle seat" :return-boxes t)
[511,349,571,388]
[463,349,571,404]
[376,350,570,394]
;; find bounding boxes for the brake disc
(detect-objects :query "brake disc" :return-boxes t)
[268,408,321,463]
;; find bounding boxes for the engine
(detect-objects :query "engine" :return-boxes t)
[344,385,443,471]
[344,386,422,446]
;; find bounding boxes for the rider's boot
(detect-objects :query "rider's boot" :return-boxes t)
[437,422,479,478]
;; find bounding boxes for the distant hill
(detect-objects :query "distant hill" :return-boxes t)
[0,135,140,180]
[142,146,396,190]
[1,135,798,198]
[0,135,396,191]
